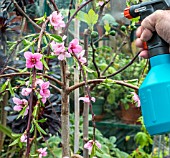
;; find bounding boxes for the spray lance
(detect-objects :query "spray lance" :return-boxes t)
[124,0,170,135]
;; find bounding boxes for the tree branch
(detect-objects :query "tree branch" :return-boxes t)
[0,72,63,86]
[67,79,138,94]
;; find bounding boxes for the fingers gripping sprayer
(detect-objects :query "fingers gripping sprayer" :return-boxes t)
[124,0,170,135]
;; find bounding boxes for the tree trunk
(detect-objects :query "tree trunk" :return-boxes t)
[61,61,70,157]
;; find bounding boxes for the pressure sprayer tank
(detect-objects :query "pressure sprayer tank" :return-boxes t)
[124,0,170,135]
[139,54,170,135]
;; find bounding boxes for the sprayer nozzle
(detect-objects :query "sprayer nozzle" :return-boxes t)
[124,7,133,19]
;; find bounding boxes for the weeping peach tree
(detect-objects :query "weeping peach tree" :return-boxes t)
[0,0,141,157]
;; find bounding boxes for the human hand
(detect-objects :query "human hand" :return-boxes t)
[135,10,170,58]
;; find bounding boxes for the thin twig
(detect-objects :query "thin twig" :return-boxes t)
[0,72,63,86]
[2,66,20,72]
[101,40,127,75]
[50,83,61,93]
[91,38,100,77]
[49,0,59,13]
[37,18,50,53]
[93,34,106,45]
[68,0,74,21]
[0,40,22,75]
[11,0,41,30]
[101,51,141,79]
[97,0,110,22]
[63,0,93,34]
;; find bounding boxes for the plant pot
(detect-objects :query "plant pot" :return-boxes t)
[120,103,141,124]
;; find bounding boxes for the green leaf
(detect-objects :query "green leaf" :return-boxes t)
[38,118,47,123]
[95,144,103,154]
[90,144,96,158]
[104,22,111,34]
[11,133,22,138]
[9,138,19,147]
[1,80,9,92]
[109,136,117,144]
[107,91,115,104]
[45,55,56,59]
[19,67,27,73]
[23,39,32,46]
[24,33,38,39]
[32,105,38,117]
[71,9,87,23]
[30,124,34,133]
[135,132,149,147]
[0,124,14,139]
[47,34,63,43]
[34,119,47,135]
[41,57,49,70]
[19,43,34,53]
[9,43,17,51]
[8,81,15,96]
[18,141,23,148]
[43,36,48,45]
[17,106,28,119]
[82,65,94,73]
[35,15,46,24]
[84,9,98,30]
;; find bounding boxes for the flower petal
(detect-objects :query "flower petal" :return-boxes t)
[13,105,23,111]
[35,61,43,70]
[33,53,43,60]
[58,54,65,61]
[24,51,32,59]
[13,97,22,105]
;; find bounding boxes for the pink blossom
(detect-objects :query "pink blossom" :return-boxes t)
[13,97,28,106]
[20,134,27,143]
[84,140,101,153]
[35,79,44,86]
[131,92,141,107]
[51,41,71,60]
[49,11,65,30]
[21,88,32,96]
[98,1,104,6]
[24,51,43,70]
[41,97,47,104]
[37,147,47,158]
[77,50,87,64]
[79,95,95,103]
[13,97,29,115]
[68,39,82,54]
[51,41,65,55]
[58,51,71,61]
[40,81,50,104]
